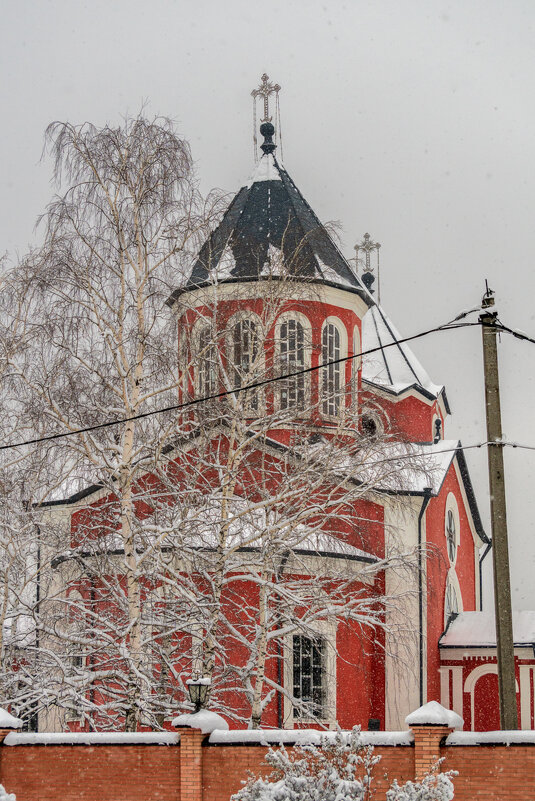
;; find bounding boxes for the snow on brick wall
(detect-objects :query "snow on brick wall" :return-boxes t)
[0,731,534,800]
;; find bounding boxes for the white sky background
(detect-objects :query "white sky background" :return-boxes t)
[1,0,535,609]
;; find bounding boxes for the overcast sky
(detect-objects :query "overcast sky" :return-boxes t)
[2,0,535,609]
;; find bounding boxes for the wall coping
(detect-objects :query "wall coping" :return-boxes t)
[4,732,179,746]
[207,729,413,746]
[446,731,535,746]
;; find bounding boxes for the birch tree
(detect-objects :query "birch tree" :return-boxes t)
[2,117,437,732]
[3,114,224,730]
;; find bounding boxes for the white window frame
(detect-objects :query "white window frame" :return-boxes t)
[65,589,86,722]
[283,619,337,728]
[226,310,264,411]
[444,492,460,568]
[275,311,312,413]
[321,317,348,419]
[444,567,463,628]
[351,325,361,411]
[192,318,219,399]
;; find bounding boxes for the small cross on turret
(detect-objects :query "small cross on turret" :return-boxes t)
[251,73,281,122]
[354,232,381,302]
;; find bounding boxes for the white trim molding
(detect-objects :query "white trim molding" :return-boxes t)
[464,663,519,731]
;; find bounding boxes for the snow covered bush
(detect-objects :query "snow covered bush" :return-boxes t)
[387,767,455,801]
[232,729,379,801]
[232,729,455,801]
[0,785,16,801]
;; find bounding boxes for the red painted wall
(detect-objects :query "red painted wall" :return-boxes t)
[425,461,478,704]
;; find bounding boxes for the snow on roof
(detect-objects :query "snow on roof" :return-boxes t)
[4,732,179,746]
[172,710,229,733]
[315,255,358,290]
[362,305,443,399]
[208,729,412,746]
[439,611,535,648]
[148,496,377,563]
[405,701,463,729]
[213,243,237,281]
[246,153,283,186]
[0,708,23,729]
[373,439,457,495]
[172,155,370,304]
[309,437,457,496]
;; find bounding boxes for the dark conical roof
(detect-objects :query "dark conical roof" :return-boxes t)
[168,151,372,307]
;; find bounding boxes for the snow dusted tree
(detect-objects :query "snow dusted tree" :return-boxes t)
[232,729,455,801]
[117,256,437,729]
[2,115,438,732]
[0,272,52,729]
[2,114,225,730]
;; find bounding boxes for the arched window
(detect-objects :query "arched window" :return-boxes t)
[352,326,361,411]
[444,569,463,627]
[232,318,260,410]
[279,318,306,411]
[444,576,460,624]
[322,322,342,417]
[197,324,218,398]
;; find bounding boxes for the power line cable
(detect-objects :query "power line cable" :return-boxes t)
[1,319,480,452]
[14,313,535,454]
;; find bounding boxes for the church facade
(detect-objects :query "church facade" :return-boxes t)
[43,115,535,734]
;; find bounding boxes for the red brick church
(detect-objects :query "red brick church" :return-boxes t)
[44,90,535,734]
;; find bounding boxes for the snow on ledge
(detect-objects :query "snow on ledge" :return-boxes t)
[405,701,463,729]
[447,730,535,746]
[0,709,23,729]
[4,732,179,746]
[208,729,413,746]
[172,710,229,734]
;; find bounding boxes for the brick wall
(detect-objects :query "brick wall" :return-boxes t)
[0,744,180,801]
[440,744,535,799]
[0,728,534,801]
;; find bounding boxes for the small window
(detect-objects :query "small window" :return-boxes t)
[351,327,360,410]
[197,325,218,397]
[232,319,260,409]
[322,323,342,417]
[292,635,325,719]
[445,577,459,624]
[444,494,460,566]
[446,509,456,563]
[279,319,306,411]
[362,414,377,438]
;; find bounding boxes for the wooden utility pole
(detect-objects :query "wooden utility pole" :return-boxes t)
[480,285,518,730]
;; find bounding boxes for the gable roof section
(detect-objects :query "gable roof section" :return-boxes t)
[40,432,487,544]
[362,304,450,412]
[167,152,372,306]
[440,611,535,648]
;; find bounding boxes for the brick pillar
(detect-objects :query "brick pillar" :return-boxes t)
[411,725,453,780]
[177,726,208,801]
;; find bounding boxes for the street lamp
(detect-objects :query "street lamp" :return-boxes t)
[186,677,211,713]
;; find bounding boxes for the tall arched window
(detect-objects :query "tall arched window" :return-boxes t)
[279,318,306,411]
[232,318,260,410]
[197,324,218,397]
[322,322,342,417]
[444,568,463,627]
[444,494,460,567]
[351,326,361,411]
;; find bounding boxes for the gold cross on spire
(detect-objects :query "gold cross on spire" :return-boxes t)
[251,73,281,123]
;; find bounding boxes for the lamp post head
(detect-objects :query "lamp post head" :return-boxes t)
[186,676,211,712]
